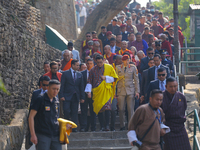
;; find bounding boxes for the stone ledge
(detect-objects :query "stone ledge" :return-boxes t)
[0,109,28,150]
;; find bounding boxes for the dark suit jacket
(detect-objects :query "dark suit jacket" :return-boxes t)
[107,23,121,35]
[140,57,149,73]
[146,79,159,103]
[147,65,170,86]
[60,69,85,101]
[30,89,42,108]
[98,33,107,47]
[141,69,149,96]
[81,70,88,89]
[115,46,121,53]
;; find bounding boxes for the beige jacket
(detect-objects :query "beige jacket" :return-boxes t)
[116,64,140,96]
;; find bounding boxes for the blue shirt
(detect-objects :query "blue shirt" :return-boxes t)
[159,79,166,91]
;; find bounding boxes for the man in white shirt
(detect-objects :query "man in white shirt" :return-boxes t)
[79,3,87,28]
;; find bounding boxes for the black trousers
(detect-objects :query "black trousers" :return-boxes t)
[80,94,96,131]
[63,94,79,129]
[98,110,110,129]
[110,98,117,130]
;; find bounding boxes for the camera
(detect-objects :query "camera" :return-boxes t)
[132,140,142,148]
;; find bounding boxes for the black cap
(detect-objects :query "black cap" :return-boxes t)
[159,49,167,55]
[101,26,106,29]
[68,41,73,47]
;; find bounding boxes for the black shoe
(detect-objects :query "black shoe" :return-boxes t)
[72,129,78,132]
[105,126,110,131]
[120,127,125,131]
[111,128,116,131]
[100,127,105,131]
[80,128,85,132]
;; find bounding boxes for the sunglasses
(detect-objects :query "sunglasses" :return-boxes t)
[42,84,49,86]
[86,36,91,37]
[148,53,154,55]
[158,74,165,77]
[58,64,61,66]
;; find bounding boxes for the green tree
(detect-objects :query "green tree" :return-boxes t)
[153,0,196,42]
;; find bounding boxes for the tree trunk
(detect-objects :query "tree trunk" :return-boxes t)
[74,0,131,50]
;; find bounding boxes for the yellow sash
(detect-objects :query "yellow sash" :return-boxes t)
[92,64,118,114]
[82,40,86,48]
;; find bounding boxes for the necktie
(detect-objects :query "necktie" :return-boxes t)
[161,81,165,91]
[73,71,76,82]
[124,67,127,72]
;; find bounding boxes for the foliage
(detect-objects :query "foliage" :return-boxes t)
[0,77,10,95]
[153,0,196,43]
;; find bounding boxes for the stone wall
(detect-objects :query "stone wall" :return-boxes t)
[0,109,28,150]
[35,0,77,40]
[0,0,62,125]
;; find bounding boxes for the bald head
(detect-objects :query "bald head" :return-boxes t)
[137,50,145,60]
[121,41,128,50]
[116,55,122,65]
[104,45,111,55]
[63,50,71,62]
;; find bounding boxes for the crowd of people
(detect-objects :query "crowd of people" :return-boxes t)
[28,1,190,150]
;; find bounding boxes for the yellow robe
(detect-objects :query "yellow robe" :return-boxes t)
[92,64,118,114]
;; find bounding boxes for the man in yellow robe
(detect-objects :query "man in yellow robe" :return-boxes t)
[85,55,118,131]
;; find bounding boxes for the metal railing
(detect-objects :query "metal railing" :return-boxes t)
[179,47,200,74]
[186,109,200,150]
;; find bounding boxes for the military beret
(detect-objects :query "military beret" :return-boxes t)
[106,31,112,36]
[122,55,129,61]
[120,24,127,28]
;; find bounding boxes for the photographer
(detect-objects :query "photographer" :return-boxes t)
[127,89,170,150]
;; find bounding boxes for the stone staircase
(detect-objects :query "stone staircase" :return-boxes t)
[67,115,132,150]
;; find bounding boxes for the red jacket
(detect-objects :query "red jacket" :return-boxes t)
[161,40,173,59]
[43,71,62,82]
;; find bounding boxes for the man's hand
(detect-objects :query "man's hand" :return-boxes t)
[135,93,140,99]
[160,128,166,136]
[60,97,65,101]
[66,124,72,130]
[100,76,106,80]
[80,99,85,103]
[87,92,91,98]
[30,134,38,145]
[131,140,137,146]
[140,95,145,103]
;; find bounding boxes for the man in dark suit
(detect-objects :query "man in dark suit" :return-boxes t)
[98,26,107,48]
[147,54,170,87]
[109,37,121,54]
[60,59,85,132]
[160,49,174,76]
[107,17,121,35]
[146,67,167,103]
[140,58,155,104]
[80,58,96,132]
[140,47,155,73]
[31,76,50,107]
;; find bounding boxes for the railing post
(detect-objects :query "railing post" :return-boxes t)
[193,111,197,150]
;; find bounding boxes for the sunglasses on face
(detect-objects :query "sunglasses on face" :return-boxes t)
[148,53,154,55]
[42,84,49,86]
[86,36,91,37]
[158,74,165,77]
[58,64,61,66]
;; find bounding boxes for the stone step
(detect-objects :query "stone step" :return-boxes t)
[67,138,129,148]
[77,122,128,131]
[69,131,128,140]
[68,146,132,150]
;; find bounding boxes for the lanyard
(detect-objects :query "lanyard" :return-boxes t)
[149,103,162,124]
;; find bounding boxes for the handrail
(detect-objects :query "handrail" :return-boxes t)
[182,47,200,50]
[186,109,200,150]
